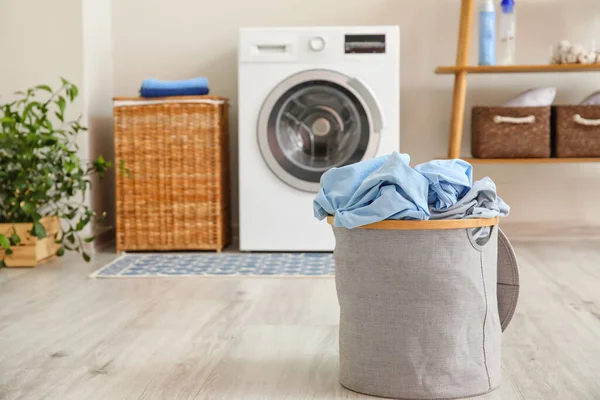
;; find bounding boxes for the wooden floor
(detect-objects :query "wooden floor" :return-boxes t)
[1,240,600,400]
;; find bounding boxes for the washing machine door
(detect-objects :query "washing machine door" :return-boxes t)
[257,69,384,193]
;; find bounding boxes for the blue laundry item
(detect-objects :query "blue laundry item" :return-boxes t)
[314,152,509,230]
[139,77,209,98]
[313,152,430,229]
[414,159,473,209]
[430,177,510,242]
[430,176,509,220]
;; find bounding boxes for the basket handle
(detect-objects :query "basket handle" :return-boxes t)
[493,115,536,124]
[573,114,600,127]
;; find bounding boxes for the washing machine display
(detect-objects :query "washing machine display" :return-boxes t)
[258,70,383,192]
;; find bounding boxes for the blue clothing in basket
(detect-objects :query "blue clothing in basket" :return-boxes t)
[140,77,209,97]
[314,152,430,229]
[314,152,507,230]
[414,159,472,210]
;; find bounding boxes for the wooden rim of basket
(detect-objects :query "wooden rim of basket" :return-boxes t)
[326,216,500,230]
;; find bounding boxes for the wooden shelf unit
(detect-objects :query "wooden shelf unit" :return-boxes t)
[436,64,600,74]
[437,0,600,163]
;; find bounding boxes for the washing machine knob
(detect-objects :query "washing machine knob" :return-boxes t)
[309,37,326,52]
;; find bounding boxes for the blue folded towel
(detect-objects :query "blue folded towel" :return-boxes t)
[140,77,209,98]
[313,152,508,230]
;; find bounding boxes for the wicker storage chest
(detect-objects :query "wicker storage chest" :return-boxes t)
[555,105,600,157]
[471,106,551,158]
[114,96,230,252]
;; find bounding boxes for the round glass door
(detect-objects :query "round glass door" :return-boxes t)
[258,70,382,192]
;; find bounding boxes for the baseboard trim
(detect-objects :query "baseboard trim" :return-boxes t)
[94,228,115,252]
[500,222,600,241]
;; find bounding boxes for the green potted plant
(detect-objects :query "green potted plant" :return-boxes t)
[0,78,111,268]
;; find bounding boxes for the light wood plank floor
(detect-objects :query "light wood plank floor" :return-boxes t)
[1,240,600,400]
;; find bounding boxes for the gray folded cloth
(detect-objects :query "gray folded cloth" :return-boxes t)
[430,177,510,243]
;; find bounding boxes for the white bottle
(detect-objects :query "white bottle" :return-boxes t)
[499,0,516,65]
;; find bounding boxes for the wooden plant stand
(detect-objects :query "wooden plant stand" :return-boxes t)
[0,217,61,267]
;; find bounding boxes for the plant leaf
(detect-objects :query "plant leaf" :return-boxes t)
[10,233,20,245]
[82,252,91,263]
[42,136,58,146]
[55,112,64,122]
[56,247,65,257]
[0,260,6,268]
[56,96,66,114]
[20,201,36,215]
[5,248,13,255]
[76,219,88,231]
[60,77,69,86]
[69,85,78,101]
[22,101,42,121]
[84,236,96,243]
[35,84,53,93]
[0,234,10,249]
[31,221,47,239]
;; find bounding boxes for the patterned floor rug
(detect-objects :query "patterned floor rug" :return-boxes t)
[91,253,335,278]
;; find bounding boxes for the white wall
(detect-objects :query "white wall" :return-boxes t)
[1,0,114,241]
[111,0,600,228]
[0,0,83,114]
[0,0,87,226]
[83,0,115,243]
[6,0,600,230]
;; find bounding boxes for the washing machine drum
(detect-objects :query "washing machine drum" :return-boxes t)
[258,70,383,193]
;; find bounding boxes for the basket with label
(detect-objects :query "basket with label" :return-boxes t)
[555,105,600,157]
[471,106,551,158]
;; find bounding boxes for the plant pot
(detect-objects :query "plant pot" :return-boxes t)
[0,217,61,268]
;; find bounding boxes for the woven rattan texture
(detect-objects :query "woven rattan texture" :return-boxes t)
[471,106,551,158]
[114,97,230,251]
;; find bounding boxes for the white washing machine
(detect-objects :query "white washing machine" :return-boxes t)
[238,26,400,251]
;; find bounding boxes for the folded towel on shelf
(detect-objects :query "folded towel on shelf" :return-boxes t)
[313,152,509,231]
[140,77,209,98]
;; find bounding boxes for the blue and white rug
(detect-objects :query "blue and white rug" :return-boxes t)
[91,253,335,278]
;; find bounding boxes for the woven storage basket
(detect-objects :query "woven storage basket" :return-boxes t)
[472,106,551,158]
[555,105,600,157]
[328,217,520,400]
[114,96,230,252]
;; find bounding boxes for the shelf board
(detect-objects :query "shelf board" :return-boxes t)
[462,157,600,164]
[435,64,600,74]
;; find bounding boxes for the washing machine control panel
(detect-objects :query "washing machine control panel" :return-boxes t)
[309,36,326,52]
[344,34,386,54]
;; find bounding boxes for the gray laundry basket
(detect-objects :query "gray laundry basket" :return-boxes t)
[329,217,520,400]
